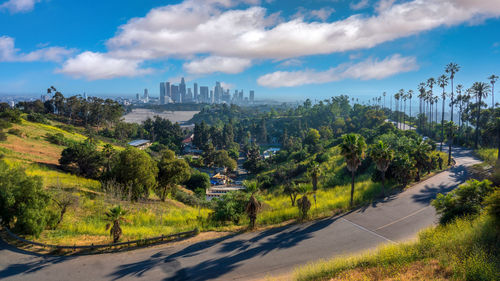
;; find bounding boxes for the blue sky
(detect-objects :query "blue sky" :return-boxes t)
[1,0,499,103]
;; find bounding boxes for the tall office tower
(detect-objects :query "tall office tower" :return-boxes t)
[136,93,140,100]
[187,88,193,102]
[214,82,223,104]
[83,92,88,101]
[200,86,209,103]
[249,90,254,104]
[193,83,198,102]
[210,90,214,104]
[171,85,180,103]
[238,90,243,103]
[166,82,171,99]
[144,88,149,103]
[179,77,186,103]
[160,82,166,104]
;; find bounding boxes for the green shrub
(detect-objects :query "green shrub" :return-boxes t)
[184,171,210,191]
[212,191,248,224]
[0,160,51,236]
[45,133,73,146]
[0,131,7,141]
[432,179,494,224]
[26,113,49,124]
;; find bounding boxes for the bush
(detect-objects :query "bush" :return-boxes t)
[184,171,210,191]
[172,187,204,207]
[26,113,49,124]
[432,179,494,224]
[0,131,7,141]
[212,191,248,224]
[7,128,22,137]
[0,160,51,236]
[45,133,73,146]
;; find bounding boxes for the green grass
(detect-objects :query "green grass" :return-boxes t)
[293,214,499,281]
[476,148,498,167]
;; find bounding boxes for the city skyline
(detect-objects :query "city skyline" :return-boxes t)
[0,0,499,103]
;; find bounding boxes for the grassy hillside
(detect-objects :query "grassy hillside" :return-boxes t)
[293,214,499,281]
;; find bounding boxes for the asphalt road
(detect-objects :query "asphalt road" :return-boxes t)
[0,147,480,281]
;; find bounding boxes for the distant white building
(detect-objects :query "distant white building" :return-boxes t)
[128,139,152,150]
[263,148,280,159]
[205,185,245,201]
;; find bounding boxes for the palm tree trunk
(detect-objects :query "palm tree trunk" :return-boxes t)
[381,171,386,197]
[350,170,355,207]
[440,95,445,151]
[475,96,482,148]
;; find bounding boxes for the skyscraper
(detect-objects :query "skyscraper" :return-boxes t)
[193,83,198,102]
[160,82,166,104]
[249,90,255,104]
[180,77,186,103]
[214,82,222,104]
[187,88,193,102]
[166,82,171,99]
[144,89,149,103]
[171,85,180,103]
[200,86,209,103]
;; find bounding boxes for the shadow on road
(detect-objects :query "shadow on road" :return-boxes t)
[108,216,338,281]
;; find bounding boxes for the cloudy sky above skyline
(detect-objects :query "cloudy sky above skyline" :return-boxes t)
[1,0,499,101]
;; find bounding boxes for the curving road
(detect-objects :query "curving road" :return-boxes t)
[0,147,480,281]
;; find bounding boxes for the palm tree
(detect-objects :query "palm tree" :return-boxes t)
[105,206,128,243]
[102,144,115,174]
[394,92,400,128]
[339,134,367,207]
[488,74,498,109]
[445,63,460,163]
[427,78,436,135]
[412,140,431,181]
[438,74,449,151]
[383,92,387,109]
[369,141,394,197]
[434,96,439,132]
[309,163,321,204]
[418,83,426,131]
[246,194,261,229]
[403,91,407,129]
[472,82,491,148]
[408,89,414,127]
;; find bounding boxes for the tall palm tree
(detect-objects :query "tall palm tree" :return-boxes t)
[445,63,460,162]
[418,83,426,131]
[427,78,436,135]
[403,92,407,129]
[488,74,498,109]
[369,141,394,197]
[383,92,387,109]
[472,82,491,148]
[438,74,449,151]
[434,96,439,125]
[394,92,400,128]
[408,89,414,127]
[339,134,367,207]
[105,206,128,243]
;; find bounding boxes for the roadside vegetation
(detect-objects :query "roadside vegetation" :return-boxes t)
[293,180,499,281]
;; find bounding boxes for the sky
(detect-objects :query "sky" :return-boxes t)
[0,0,499,103]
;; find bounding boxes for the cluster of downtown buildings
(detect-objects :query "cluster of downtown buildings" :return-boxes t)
[137,77,255,105]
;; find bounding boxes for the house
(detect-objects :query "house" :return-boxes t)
[128,139,152,150]
[263,147,281,159]
[205,185,246,201]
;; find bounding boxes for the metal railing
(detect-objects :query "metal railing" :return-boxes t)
[4,227,197,250]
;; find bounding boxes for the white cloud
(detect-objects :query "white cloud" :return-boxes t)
[310,7,335,21]
[220,82,234,89]
[183,56,252,74]
[278,58,303,67]
[0,0,41,13]
[57,52,153,80]
[375,0,396,13]
[257,54,418,87]
[350,0,370,11]
[0,36,74,62]
[60,0,500,79]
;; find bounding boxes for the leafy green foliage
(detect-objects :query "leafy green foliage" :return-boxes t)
[59,139,103,178]
[105,205,128,243]
[212,191,249,224]
[0,160,51,236]
[184,171,211,192]
[156,149,191,201]
[432,179,494,224]
[113,147,158,201]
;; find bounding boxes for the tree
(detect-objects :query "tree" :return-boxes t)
[114,147,158,201]
[212,191,247,224]
[427,78,436,135]
[59,139,103,178]
[102,144,115,175]
[369,141,394,197]
[411,140,432,181]
[488,74,498,109]
[472,82,491,148]
[407,89,413,126]
[51,190,78,227]
[339,133,367,207]
[213,150,237,172]
[297,195,311,219]
[184,171,211,192]
[284,182,303,206]
[305,128,320,146]
[0,160,51,236]
[445,121,458,165]
[246,195,261,229]
[418,83,427,132]
[105,206,128,243]
[392,154,415,188]
[438,74,449,151]
[445,63,460,165]
[157,149,191,201]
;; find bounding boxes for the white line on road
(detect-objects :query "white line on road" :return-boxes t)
[374,206,431,231]
[341,218,395,244]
